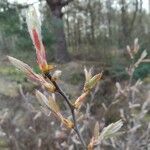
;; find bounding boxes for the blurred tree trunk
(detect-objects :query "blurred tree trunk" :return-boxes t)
[77,18,82,46]
[138,0,143,25]
[88,0,95,44]
[65,11,71,47]
[46,0,73,63]
[106,0,113,44]
[120,0,138,47]
[120,0,130,46]
[72,10,77,51]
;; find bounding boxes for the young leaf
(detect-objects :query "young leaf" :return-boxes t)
[48,96,60,113]
[60,117,74,129]
[99,120,123,141]
[26,7,54,73]
[133,38,139,54]
[127,45,134,59]
[36,90,59,114]
[84,73,102,92]
[35,90,48,107]
[26,7,42,50]
[8,56,56,92]
[8,56,33,74]
[74,91,89,109]
[135,50,147,67]
[84,67,93,82]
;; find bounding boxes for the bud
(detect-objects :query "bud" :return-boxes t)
[36,90,60,113]
[88,122,100,150]
[73,91,89,109]
[99,120,123,141]
[87,139,94,150]
[84,73,102,92]
[35,90,48,107]
[60,117,74,129]
[84,67,93,82]
[127,45,133,59]
[134,50,147,68]
[42,81,56,93]
[115,82,124,94]
[8,56,33,74]
[8,56,56,93]
[28,72,56,93]
[133,38,139,54]
[47,96,60,113]
[26,7,54,73]
[88,120,123,149]
[36,91,74,129]
[52,70,62,81]
[57,113,74,129]
[26,7,41,44]
[36,90,61,116]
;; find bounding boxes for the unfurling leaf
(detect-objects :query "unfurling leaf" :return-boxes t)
[42,81,56,93]
[84,73,102,92]
[48,96,60,113]
[87,139,94,150]
[99,120,123,141]
[139,50,147,60]
[126,38,140,59]
[36,91,74,128]
[26,7,41,43]
[133,38,139,54]
[88,120,123,149]
[84,67,93,82]
[35,90,48,107]
[8,56,56,92]
[73,91,89,109]
[8,56,33,74]
[60,116,74,129]
[36,91,74,129]
[134,50,147,68]
[116,82,122,91]
[87,122,100,150]
[36,90,59,114]
[127,45,133,59]
[26,7,54,73]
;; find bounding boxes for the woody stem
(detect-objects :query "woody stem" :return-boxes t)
[45,72,86,149]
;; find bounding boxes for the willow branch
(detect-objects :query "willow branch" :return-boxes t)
[45,72,86,149]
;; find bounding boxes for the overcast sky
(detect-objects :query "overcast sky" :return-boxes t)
[10,0,150,12]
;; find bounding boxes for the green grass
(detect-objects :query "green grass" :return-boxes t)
[0,66,26,83]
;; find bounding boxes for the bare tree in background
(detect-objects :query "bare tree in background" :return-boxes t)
[106,0,113,44]
[46,0,73,63]
[120,0,139,47]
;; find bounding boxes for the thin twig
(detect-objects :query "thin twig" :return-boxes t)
[127,59,135,104]
[72,109,86,148]
[45,72,86,149]
[45,72,74,109]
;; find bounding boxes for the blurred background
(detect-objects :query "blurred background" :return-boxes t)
[0,0,149,149]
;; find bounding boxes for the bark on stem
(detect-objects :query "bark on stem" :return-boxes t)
[45,72,86,149]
